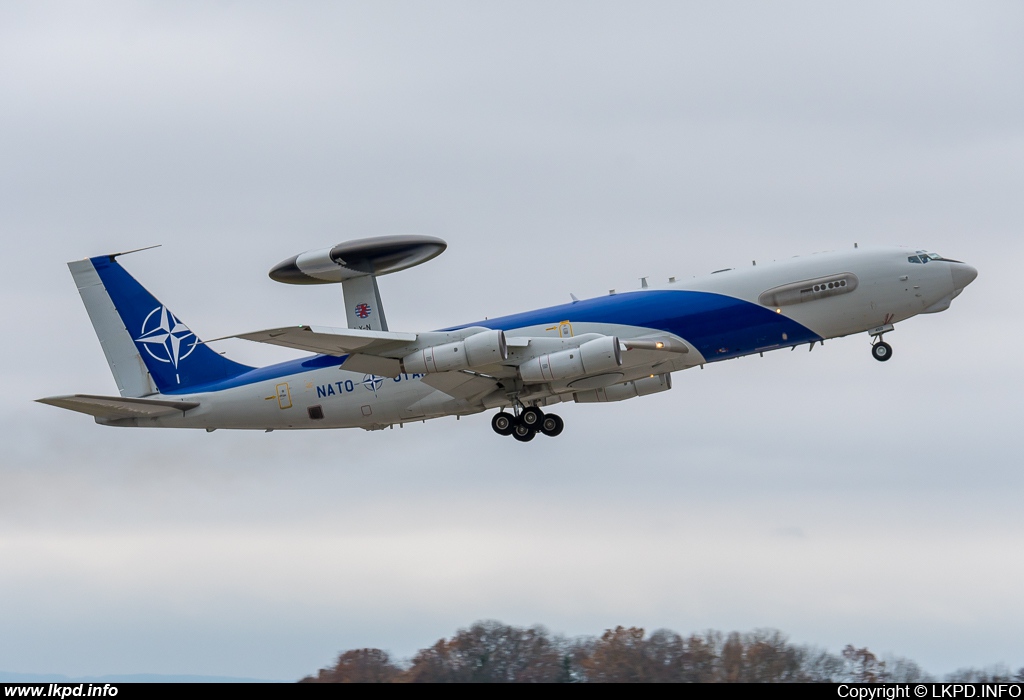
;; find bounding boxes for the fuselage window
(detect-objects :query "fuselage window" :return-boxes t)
[761,273,858,307]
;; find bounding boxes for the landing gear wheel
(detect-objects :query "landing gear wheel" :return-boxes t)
[540,413,564,437]
[520,406,544,429]
[491,412,515,436]
[872,341,893,362]
[512,422,536,442]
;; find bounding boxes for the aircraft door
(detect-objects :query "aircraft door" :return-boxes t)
[276,382,292,409]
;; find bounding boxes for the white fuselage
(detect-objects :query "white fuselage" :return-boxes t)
[105,246,972,431]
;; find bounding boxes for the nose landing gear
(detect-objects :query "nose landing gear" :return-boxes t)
[491,406,564,440]
[869,322,895,362]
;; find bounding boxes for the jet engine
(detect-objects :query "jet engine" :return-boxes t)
[518,336,622,383]
[574,373,672,403]
[402,329,508,374]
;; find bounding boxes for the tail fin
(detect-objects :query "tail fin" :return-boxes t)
[70,255,253,396]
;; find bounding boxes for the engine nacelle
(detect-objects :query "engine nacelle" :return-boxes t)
[518,336,622,383]
[574,373,672,403]
[402,329,508,374]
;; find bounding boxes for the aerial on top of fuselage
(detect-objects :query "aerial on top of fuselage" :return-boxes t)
[36,236,977,440]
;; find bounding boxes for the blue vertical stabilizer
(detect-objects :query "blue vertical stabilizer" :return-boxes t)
[74,255,252,395]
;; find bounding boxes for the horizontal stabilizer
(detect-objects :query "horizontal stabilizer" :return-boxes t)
[36,394,200,419]
[215,326,417,356]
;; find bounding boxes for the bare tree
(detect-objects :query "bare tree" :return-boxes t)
[300,620,1019,683]
[946,665,1015,682]
[741,629,806,682]
[883,655,931,682]
[720,631,745,682]
[300,648,401,683]
[800,647,847,682]
[577,626,655,682]
[676,632,721,682]
[842,645,886,682]
[404,621,566,683]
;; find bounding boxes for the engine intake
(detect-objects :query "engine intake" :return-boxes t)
[402,329,508,374]
[519,336,622,383]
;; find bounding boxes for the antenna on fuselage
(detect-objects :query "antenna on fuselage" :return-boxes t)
[105,244,162,262]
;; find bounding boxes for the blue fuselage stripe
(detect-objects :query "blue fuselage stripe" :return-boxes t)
[447,290,821,359]
[166,290,820,394]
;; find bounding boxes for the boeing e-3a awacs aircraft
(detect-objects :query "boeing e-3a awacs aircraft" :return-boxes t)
[38,237,977,441]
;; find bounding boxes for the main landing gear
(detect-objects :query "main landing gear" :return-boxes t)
[491,407,564,441]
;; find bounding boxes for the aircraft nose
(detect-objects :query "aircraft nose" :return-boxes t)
[950,263,978,291]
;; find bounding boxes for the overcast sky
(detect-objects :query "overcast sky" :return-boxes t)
[2,0,1023,680]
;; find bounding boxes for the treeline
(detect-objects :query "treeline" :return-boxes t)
[300,621,1024,683]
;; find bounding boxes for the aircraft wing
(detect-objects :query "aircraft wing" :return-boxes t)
[218,325,418,356]
[221,325,689,383]
[337,353,404,377]
[420,371,502,400]
[36,394,200,419]
[217,325,499,378]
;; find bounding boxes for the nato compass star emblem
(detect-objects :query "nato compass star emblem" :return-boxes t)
[136,306,197,384]
[362,374,384,396]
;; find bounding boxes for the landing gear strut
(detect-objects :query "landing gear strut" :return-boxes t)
[492,405,564,440]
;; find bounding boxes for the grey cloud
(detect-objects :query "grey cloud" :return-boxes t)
[1,0,1022,680]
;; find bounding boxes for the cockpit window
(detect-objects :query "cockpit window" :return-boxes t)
[909,250,944,264]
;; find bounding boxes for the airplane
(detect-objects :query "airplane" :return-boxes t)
[38,237,977,442]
